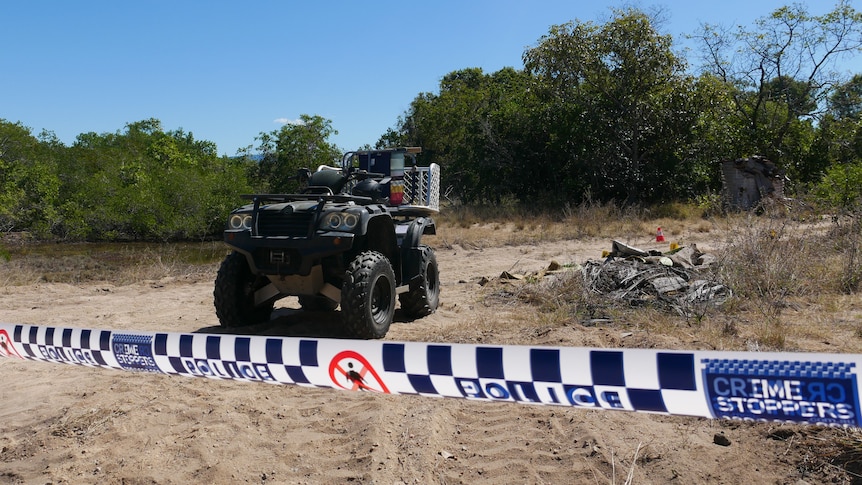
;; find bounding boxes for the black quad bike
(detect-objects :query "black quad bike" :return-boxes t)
[213,147,441,338]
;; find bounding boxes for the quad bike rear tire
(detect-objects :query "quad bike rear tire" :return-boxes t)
[399,245,440,319]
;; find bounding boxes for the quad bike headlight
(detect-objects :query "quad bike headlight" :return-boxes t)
[229,214,253,230]
[320,212,359,232]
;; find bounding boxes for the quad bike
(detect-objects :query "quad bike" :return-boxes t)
[214,147,440,339]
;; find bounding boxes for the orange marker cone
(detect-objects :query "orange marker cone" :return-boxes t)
[656,227,665,242]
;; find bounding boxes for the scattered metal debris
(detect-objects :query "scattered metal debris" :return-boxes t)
[479,241,730,318]
[583,241,731,316]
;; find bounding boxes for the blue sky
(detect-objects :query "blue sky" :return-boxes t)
[2,1,860,156]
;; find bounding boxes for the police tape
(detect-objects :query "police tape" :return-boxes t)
[2,322,860,428]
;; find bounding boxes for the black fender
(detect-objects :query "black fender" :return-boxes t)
[361,214,401,283]
[400,217,436,285]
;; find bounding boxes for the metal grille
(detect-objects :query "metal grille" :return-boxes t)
[256,211,314,237]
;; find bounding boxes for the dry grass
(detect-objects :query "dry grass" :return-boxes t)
[794,427,862,481]
[433,200,713,249]
[0,241,225,286]
[446,200,862,354]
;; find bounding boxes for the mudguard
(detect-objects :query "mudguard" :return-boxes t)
[400,217,436,284]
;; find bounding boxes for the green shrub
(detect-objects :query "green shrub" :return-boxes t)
[816,162,862,210]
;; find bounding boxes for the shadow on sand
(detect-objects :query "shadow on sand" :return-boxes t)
[194,307,414,339]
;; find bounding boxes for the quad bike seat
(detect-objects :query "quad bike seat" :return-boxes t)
[306,168,347,194]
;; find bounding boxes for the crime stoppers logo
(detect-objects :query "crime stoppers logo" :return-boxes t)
[702,358,861,427]
[112,333,159,373]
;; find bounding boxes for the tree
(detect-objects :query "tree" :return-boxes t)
[811,75,862,206]
[393,67,540,203]
[0,120,60,235]
[830,74,862,121]
[523,8,700,203]
[58,119,252,240]
[255,114,341,193]
[696,1,862,182]
[375,125,409,150]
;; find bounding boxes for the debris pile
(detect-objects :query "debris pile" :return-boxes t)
[476,239,731,318]
[583,240,731,315]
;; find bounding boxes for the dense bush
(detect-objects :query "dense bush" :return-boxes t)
[0,118,254,241]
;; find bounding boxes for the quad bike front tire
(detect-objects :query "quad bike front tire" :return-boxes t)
[341,251,396,339]
[213,251,274,327]
[399,245,440,319]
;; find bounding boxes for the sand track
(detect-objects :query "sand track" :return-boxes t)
[0,237,852,483]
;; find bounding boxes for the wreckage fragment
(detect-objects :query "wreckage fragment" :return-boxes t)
[585,241,731,315]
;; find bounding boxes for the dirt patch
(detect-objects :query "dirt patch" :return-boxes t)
[1,234,860,483]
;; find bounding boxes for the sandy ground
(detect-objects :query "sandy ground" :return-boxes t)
[0,235,855,484]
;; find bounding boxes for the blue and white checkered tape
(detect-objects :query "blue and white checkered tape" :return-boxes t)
[2,322,861,427]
